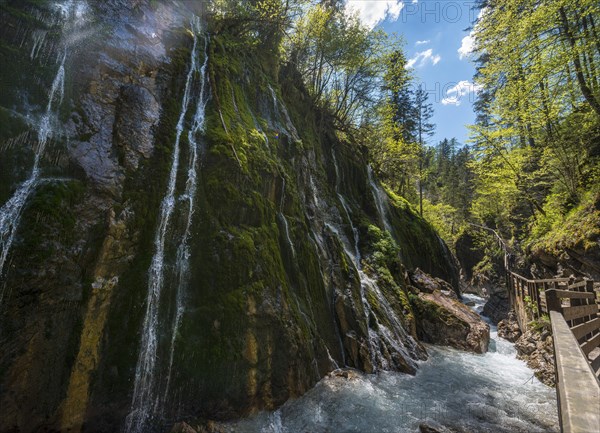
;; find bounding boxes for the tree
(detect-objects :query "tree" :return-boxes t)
[414,85,435,216]
[287,3,395,130]
[469,0,600,244]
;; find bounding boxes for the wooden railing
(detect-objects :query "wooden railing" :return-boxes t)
[468,223,599,430]
[507,271,600,433]
[508,271,600,378]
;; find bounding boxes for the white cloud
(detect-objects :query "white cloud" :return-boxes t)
[441,80,482,106]
[406,49,441,69]
[458,33,475,59]
[415,39,430,46]
[345,1,404,29]
[458,7,486,60]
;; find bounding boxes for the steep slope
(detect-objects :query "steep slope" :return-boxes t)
[0,2,458,432]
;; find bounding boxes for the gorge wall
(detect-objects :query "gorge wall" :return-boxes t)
[0,2,459,432]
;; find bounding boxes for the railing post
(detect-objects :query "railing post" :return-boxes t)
[546,289,561,313]
[535,283,542,319]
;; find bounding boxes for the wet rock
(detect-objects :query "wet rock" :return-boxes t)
[482,289,510,324]
[411,289,490,354]
[515,328,555,386]
[327,368,363,380]
[410,268,458,296]
[114,84,160,171]
[497,310,522,342]
[419,422,451,433]
[410,268,442,293]
[171,422,198,433]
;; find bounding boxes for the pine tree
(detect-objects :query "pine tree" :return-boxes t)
[414,85,435,215]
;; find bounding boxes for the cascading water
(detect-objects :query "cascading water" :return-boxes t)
[331,149,360,263]
[0,0,91,295]
[0,39,67,294]
[367,166,393,234]
[329,150,408,371]
[278,178,296,258]
[267,84,299,140]
[164,33,210,401]
[125,17,209,433]
[222,294,559,433]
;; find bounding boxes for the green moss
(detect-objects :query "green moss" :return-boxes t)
[17,180,85,260]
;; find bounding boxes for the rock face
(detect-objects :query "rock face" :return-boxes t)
[497,311,522,342]
[482,289,510,324]
[0,2,459,433]
[409,273,490,354]
[515,328,556,387]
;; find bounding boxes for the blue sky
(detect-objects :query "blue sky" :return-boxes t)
[346,1,480,146]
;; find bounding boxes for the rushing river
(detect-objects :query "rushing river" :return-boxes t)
[223,294,559,433]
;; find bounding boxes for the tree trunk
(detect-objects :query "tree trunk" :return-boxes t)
[559,7,600,116]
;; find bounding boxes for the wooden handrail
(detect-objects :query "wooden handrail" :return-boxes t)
[550,311,600,433]
[508,270,600,433]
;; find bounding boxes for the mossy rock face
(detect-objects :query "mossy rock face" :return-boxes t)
[0,4,461,432]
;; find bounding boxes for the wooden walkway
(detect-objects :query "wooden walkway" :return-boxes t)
[508,271,600,432]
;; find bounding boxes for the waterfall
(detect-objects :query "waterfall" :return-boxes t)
[267,84,299,140]
[278,178,296,258]
[164,32,210,401]
[367,166,393,234]
[30,30,48,60]
[125,17,208,433]
[0,50,66,294]
[331,149,360,265]
[327,156,419,371]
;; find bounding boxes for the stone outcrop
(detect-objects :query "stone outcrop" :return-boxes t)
[409,268,458,297]
[497,311,522,342]
[409,272,490,354]
[482,289,510,325]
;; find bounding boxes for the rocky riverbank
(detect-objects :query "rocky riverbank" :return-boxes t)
[499,312,555,386]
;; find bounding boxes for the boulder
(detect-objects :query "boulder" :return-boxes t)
[411,290,490,354]
[497,311,522,342]
[410,268,458,298]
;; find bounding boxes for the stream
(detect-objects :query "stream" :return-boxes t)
[222,294,559,433]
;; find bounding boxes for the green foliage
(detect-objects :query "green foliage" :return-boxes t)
[422,199,463,247]
[531,314,551,334]
[468,0,600,256]
[528,191,600,254]
[287,3,400,130]
[524,295,539,316]
[367,224,400,271]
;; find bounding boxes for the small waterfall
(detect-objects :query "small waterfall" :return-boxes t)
[367,166,393,234]
[327,155,419,371]
[164,32,210,401]
[331,149,360,264]
[267,84,299,140]
[268,84,280,118]
[30,29,48,60]
[278,178,296,258]
[125,17,208,433]
[0,50,67,292]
